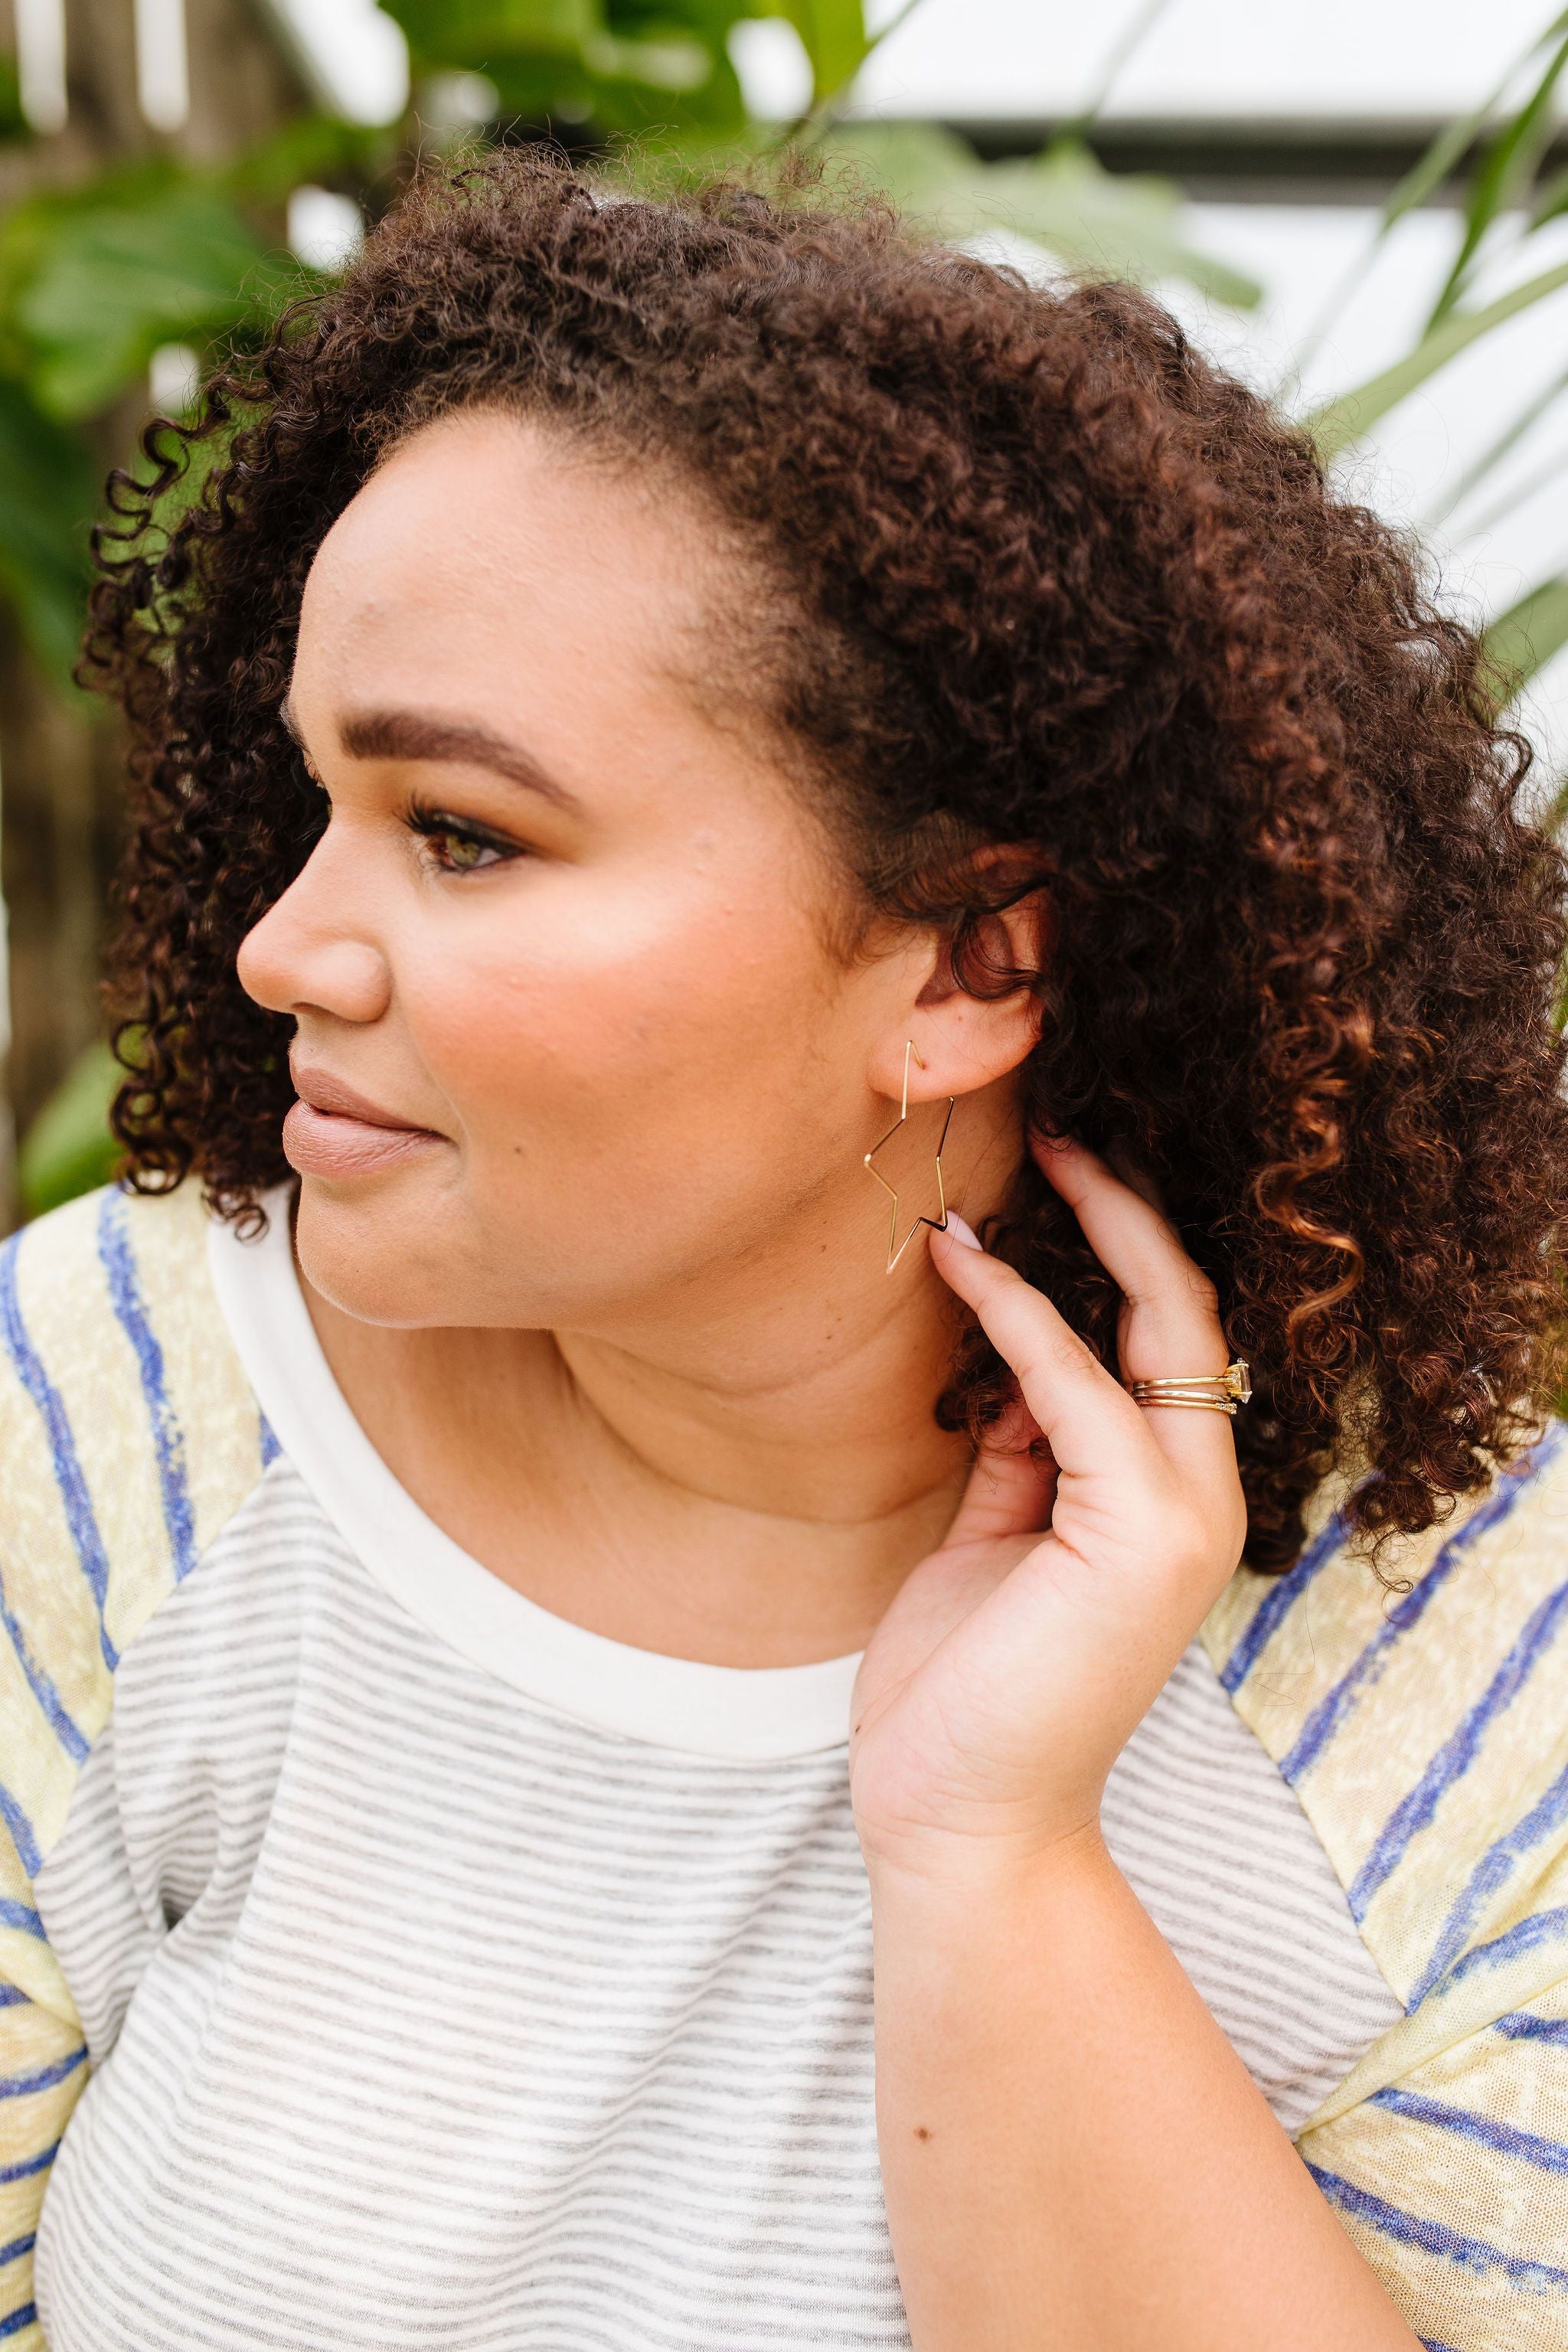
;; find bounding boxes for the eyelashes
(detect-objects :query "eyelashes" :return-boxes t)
[405,802,525,874]
[290,753,528,875]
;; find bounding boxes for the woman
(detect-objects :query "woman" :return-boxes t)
[2,152,1565,2352]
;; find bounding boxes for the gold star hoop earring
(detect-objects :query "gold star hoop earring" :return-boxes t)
[863,1041,956,1272]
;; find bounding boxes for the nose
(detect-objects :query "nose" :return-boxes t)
[237,828,393,1027]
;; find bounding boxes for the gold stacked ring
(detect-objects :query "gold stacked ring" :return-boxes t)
[1127,1360,1252,1416]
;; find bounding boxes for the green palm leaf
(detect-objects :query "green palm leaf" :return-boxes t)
[1484,577,1568,704]
[1426,24,1568,330]
[1305,256,1568,460]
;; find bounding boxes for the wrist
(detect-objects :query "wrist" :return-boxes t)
[864,1815,1116,1918]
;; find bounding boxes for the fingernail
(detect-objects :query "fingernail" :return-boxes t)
[942,1214,984,1251]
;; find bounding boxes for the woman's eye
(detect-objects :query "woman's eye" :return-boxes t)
[412,813,518,873]
[433,829,503,872]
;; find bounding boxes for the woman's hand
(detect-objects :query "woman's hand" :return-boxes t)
[860,1142,1419,2352]
[849,1134,1248,1884]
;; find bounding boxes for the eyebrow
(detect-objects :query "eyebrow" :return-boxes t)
[281,695,583,816]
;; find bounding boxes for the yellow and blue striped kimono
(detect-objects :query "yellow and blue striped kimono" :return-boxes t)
[1205,1426,1568,2350]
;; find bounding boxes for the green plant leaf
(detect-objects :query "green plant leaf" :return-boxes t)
[392,0,764,132]
[384,0,603,68]
[1282,9,1568,392]
[16,176,272,420]
[1426,25,1568,331]
[824,126,1261,309]
[0,377,96,686]
[1305,255,1568,460]
[1387,9,1568,233]
[1530,162,1568,230]
[776,0,868,103]
[1483,575,1568,704]
[17,1040,122,1220]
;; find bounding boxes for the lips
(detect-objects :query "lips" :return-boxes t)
[283,1064,443,1180]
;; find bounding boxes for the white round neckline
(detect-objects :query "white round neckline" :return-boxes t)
[205,1188,861,1760]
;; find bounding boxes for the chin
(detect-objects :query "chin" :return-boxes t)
[289,1166,469,1328]
[289,1166,603,1332]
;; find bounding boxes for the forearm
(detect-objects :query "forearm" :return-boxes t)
[871,1831,1421,2352]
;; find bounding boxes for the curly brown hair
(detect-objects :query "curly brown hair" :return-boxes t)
[86,148,1568,1570]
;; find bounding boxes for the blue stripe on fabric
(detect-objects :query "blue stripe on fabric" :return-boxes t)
[0,1988,24,2010]
[0,2242,33,2275]
[1443,1908,1568,1996]
[259,1411,280,1469]
[0,1901,43,1941]
[1497,2009,1568,2046]
[0,2141,57,2185]
[0,1233,116,1671]
[0,1570,88,1769]
[1348,1573,1568,1920]
[1413,1776,1568,2007]
[0,2306,37,2341]
[1306,2163,1568,2288]
[1217,1508,1351,1694]
[1370,2086,1568,2175]
[1419,2340,1461,2350]
[96,1188,195,1582]
[0,1784,40,1884]
[0,2046,84,2099]
[1279,1428,1567,1788]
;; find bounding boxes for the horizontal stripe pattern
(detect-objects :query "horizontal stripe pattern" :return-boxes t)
[1101,1649,1400,2132]
[31,1459,1400,2351]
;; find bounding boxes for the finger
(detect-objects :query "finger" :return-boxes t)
[1032,1135,1227,1372]
[929,1220,1152,1483]
[1031,1135,1236,1479]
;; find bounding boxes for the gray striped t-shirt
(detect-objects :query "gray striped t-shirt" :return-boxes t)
[28,1200,1401,2350]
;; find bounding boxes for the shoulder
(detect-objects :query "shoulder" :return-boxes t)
[0,1182,270,1895]
[0,1185,272,2345]
[1203,1445,1568,2343]
[1202,1426,1568,2018]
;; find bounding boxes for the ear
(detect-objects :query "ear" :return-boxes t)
[867,877,1047,1106]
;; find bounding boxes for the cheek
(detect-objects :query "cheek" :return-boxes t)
[400,867,844,1188]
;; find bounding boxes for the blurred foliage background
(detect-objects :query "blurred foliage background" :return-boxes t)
[1,0,1566,1221]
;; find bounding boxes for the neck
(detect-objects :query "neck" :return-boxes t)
[560,1235,969,1525]
[302,1090,1022,1665]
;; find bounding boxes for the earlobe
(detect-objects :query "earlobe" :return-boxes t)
[894,965,1042,1105]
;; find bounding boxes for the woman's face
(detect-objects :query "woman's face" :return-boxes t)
[238,410,991,1335]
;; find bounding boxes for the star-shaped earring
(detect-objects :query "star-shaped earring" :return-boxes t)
[864,1042,956,1272]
